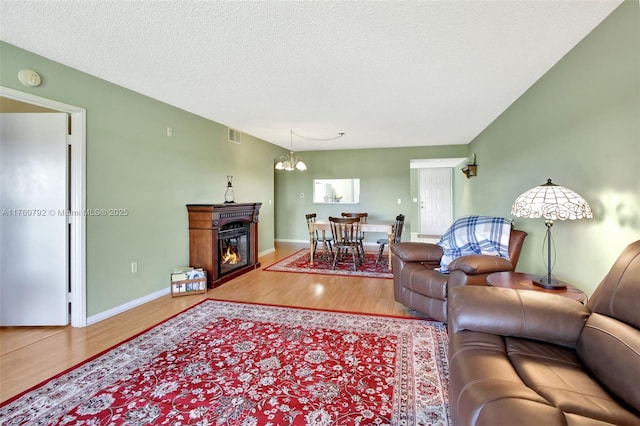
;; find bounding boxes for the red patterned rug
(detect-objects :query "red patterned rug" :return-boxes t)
[264,249,394,279]
[1,300,450,425]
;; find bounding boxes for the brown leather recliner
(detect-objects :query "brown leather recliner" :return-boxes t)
[448,240,640,426]
[390,229,527,322]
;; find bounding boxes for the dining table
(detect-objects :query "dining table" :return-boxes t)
[308,220,396,270]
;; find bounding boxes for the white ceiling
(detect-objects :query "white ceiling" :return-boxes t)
[0,1,621,151]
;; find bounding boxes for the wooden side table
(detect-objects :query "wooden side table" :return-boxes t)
[486,272,587,304]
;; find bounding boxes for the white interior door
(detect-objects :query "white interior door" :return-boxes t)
[419,168,453,237]
[1,113,69,326]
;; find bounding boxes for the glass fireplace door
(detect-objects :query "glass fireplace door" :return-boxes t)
[218,222,250,277]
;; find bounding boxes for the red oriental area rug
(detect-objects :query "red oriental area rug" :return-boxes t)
[0,300,450,425]
[264,249,394,279]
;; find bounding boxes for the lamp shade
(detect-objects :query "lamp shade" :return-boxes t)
[295,160,307,171]
[511,179,592,221]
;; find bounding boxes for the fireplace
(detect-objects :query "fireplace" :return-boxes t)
[187,203,261,288]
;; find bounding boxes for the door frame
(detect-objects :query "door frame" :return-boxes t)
[1,86,87,327]
[410,158,465,240]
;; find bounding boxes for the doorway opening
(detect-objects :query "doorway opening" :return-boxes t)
[1,86,87,327]
[410,158,465,243]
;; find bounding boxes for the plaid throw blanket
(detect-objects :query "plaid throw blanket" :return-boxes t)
[437,215,512,273]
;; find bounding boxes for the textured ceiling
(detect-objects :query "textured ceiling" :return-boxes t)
[0,1,621,151]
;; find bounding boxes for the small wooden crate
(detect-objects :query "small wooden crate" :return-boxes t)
[170,272,207,297]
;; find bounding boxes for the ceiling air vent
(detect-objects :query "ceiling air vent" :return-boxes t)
[228,128,241,144]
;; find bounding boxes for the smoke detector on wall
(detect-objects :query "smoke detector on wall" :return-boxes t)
[18,69,42,87]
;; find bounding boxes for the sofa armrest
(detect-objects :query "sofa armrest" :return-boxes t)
[448,254,514,275]
[448,286,590,348]
[391,242,444,263]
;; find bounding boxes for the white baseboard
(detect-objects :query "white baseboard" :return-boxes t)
[86,287,170,326]
[410,232,440,243]
[259,247,276,257]
[275,238,308,244]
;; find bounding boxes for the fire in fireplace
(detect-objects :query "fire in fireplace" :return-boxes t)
[221,246,240,265]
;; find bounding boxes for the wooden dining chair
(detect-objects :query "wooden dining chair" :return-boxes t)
[340,212,368,222]
[306,213,333,260]
[329,216,362,271]
[375,214,405,266]
[341,212,368,258]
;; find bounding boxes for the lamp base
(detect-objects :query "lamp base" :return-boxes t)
[533,275,567,290]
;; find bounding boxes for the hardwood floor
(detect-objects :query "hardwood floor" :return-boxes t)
[0,242,424,404]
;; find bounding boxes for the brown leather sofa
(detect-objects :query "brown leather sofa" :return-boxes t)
[390,229,527,322]
[448,240,640,426]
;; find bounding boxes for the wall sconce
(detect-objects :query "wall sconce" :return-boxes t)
[462,154,478,178]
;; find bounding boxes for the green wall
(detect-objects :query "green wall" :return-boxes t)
[274,145,468,242]
[1,41,286,317]
[457,0,639,296]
